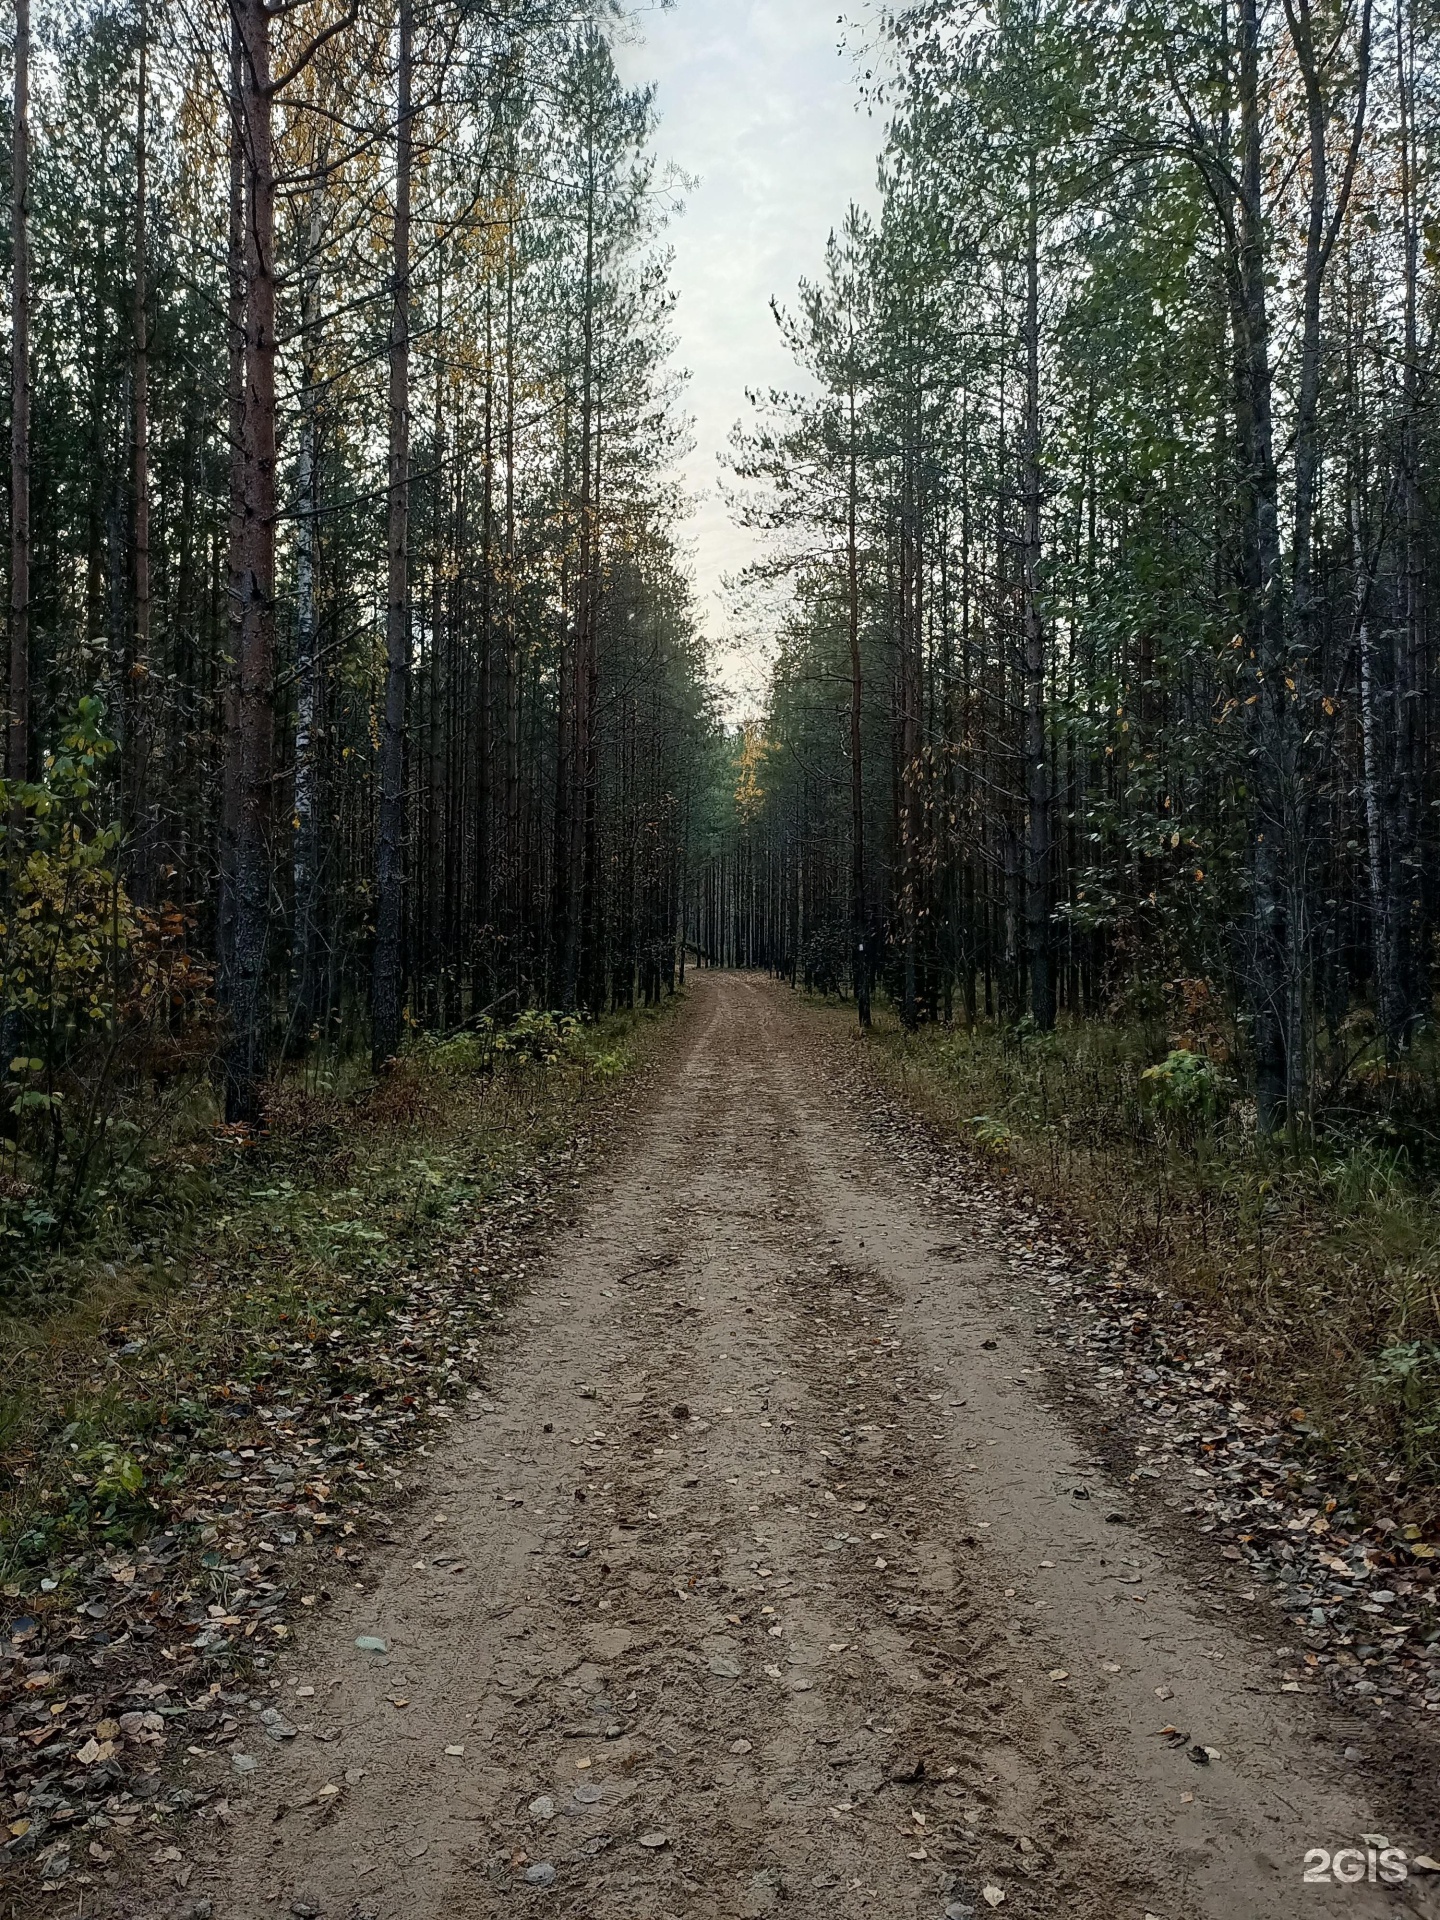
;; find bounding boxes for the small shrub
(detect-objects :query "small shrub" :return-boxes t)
[424,1028,494,1076]
[1139,1048,1232,1124]
[494,1009,580,1064]
[1374,1342,1440,1473]
[0,700,214,1254]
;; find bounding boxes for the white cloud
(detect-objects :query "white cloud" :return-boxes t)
[614,1,882,711]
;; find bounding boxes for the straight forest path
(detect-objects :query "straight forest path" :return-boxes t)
[202,974,1437,1920]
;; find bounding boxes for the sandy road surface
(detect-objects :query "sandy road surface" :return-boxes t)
[199,974,1437,1920]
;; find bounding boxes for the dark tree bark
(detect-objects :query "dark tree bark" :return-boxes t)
[1021,157,1053,1031]
[130,0,152,899]
[898,414,921,1033]
[9,0,31,788]
[1234,0,1291,1135]
[222,0,280,1125]
[846,377,870,1028]
[289,157,327,1054]
[219,9,247,1006]
[372,0,413,1069]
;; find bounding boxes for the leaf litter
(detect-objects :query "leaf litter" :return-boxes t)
[0,1130,602,1903]
[854,1080,1440,1724]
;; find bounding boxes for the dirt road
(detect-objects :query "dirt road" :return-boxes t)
[201,975,1437,1920]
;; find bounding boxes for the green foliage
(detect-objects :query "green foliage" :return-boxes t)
[1139,1048,1232,1123]
[1373,1344,1440,1474]
[0,697,127,1050]
[423,1029,493,1076]
[422,1009,588,1078]
[802,923,852,997]
[494,1010,581,1064]
[86,1442,146,1505]
[0,701,214,1260]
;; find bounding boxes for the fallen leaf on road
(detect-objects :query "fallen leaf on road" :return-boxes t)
[982,1888,1005,1909]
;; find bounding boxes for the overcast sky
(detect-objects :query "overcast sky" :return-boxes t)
[613,2,882,713]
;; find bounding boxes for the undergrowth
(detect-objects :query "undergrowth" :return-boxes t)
[830,1003,1440,1496]
[0,1000,671,1582]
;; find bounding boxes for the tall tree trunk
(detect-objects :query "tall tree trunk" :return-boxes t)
[223,0,279,1124]
[1356,527,1400,1054]
[580,390,602,1014]
[846,379,870,1028]
[561,159,597,1013]
[1022,158,1053,1030]
[477,269,494,974]
[289,159,327,1054]
[9,0,31,788]
[130,1,152,901]
[898,434,920,1033]
[219,12,247,998]
[1236,0,1290,1135]
[503,223,521,989]
[372,0,413,1068]
[1391,0,1425,1045]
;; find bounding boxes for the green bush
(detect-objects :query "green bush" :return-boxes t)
[1139,1047,1232,1123]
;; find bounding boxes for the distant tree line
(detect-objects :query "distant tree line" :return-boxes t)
[711,0,1438,1136]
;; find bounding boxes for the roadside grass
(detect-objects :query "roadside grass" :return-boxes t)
[0,1000,674,1595]
[815,999,1440,1502]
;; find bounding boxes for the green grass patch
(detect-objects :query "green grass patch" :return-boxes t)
[0,999,675,1591]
